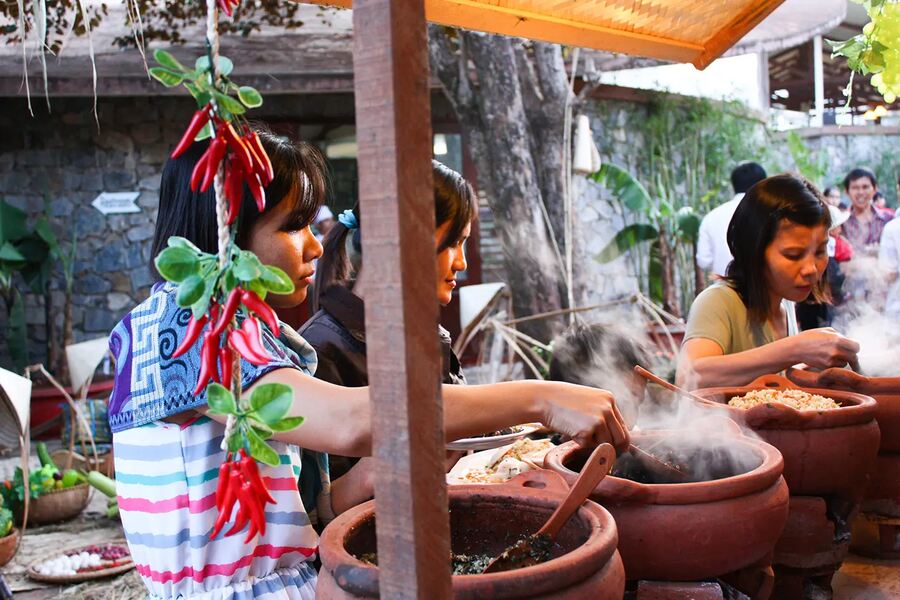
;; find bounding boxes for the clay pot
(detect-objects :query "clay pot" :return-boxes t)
[317,470,625,599]
[787,367,900,452]
[693,374,880,499]
[544,428,789,582]
[18,483,90,526]
[0,528,20,567]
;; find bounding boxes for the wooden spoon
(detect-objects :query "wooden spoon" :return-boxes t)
[481,443,616,574]
[627,443,689,483]
[634,365,711,405]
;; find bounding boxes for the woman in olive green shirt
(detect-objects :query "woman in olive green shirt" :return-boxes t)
[677,174,860,389]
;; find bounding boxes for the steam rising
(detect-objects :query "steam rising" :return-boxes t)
[548,314,763,482]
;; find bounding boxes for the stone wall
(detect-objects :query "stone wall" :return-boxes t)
[0,95,200,368]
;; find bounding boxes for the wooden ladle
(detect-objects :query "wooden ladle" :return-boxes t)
[481,443,616,574]
[634,365,711,405]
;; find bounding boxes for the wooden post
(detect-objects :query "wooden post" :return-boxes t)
[352,0,452,598]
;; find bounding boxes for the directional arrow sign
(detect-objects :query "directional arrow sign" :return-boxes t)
[92,191,141,215]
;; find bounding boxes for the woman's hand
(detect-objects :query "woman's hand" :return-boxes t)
[791,328,860,370]
[532,382,630,452]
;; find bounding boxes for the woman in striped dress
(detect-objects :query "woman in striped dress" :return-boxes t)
[109,131,630,599]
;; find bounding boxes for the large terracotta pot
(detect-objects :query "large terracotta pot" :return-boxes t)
[787,367,900,452]
[693,374,880,499]
[317,470,625,599]
[544,428,789,582]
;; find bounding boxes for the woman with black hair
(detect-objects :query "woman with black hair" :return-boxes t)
[676,174,860,390]
[301,160,475,388]
[109,138,630,599]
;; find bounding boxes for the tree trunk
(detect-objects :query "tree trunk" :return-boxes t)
[429,29,571,343]
[657,228,680,318]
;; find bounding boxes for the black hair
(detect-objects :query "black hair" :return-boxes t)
[311,160,477,311]
[548,322,650,385]
[843,167,877,191]
[731,162,768,195]
[724,173,831,324]
[150,127,326,280]
[823,186,839,197]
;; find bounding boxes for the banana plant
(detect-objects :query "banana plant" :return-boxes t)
[0,199,60,372]
[590,163,701,318]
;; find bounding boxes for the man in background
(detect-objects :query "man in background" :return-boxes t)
[314,206,336,242]
[842,168,891,253]
[696,162,767,281]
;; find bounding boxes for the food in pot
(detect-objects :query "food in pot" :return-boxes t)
[357,534,553,575]
[473,425,524,438]
[728,388,840,411]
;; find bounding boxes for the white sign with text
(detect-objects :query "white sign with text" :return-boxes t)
[92,191,141,215]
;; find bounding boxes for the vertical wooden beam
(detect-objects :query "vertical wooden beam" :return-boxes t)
[351,0,452,598]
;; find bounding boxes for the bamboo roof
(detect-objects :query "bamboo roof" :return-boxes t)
[310,0,787,69]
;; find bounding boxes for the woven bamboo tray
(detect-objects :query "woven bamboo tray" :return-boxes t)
[20,483,90,526]
[26,540,134,584]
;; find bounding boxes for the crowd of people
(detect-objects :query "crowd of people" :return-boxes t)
[695,163,900,337]
[104,125,895,598]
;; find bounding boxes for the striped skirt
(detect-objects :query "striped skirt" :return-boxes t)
[114,416,319,599]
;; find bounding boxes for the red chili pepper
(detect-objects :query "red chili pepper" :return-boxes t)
[190,151,210,192]
[210,468,241,539]
[211,287,243,337]
[241,290,279,333]
[236,480,266,541]
[224,158,244,225]
[171,105,211,159]
[241,316,273,363]
[200,136,228,193]
[225,499,250,536]
[246,132,274,184]
[219,345,234,387]
[217,0,233,16]
[229,329,269,366]
[242,134,271,187]
[244,171,266,213]
[239,449,276,504]
[215,459,232,512]
[172,314,208,358]
[219,120,255,174]
[193,332,221,396]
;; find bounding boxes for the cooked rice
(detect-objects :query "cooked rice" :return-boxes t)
[728,388,841,411]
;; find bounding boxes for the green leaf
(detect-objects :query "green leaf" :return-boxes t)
[594,224,659,263]
[246,426,280,466]
[154,49,186,72]
[5,289,26,372]
[195,55,234,77]
[190,276,216,319]
[676,207,701,243]
[0,200,28,244]
[648,239,664,306]
[266,416,305,432]
[260,266,295,294]
[195,121,213,142]
[155,246,200,283]
[237,86,263,108]
[149,67,184,88]
[206,383,237,415]
[251,423,274,440]
[233,252,262,281]
[250,383,293,426]
[34,219,58,250]
[176,274,206,307]
[167,236,202,254]
[590,163,653,213]
[226,431,243,453]
[247,278,268,300]
[213,91,246,116]
[0,242,25,262]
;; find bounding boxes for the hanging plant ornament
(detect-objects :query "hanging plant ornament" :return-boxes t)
[150,0,304,541]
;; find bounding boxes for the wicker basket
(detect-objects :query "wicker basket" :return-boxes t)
[21,483,90,526]
[0,528,20,567]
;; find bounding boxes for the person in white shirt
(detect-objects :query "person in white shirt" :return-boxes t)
[880,215,900,319]
[696,162,768,281]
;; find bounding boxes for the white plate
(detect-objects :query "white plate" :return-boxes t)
[446,423,542,451]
